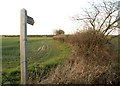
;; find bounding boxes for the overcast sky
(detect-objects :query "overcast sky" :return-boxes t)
[0,0,119,35]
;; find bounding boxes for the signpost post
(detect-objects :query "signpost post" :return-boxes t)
[20,8,34,85]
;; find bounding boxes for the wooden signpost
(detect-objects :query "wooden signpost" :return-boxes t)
[20,8,34,85]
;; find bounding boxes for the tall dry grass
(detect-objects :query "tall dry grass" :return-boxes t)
[40,29,119,84]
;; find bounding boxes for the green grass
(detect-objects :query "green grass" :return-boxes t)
[2,37,71,84]
[2,35,119,84]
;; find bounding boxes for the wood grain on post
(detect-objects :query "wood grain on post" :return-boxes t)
[20,8,28,85]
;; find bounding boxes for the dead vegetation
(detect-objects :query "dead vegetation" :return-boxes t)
[40,0,120,84]
[40,29,120,84]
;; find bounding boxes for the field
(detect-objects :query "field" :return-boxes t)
[2,35,120,84]
[2,37,71,84]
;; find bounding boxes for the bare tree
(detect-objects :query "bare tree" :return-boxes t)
[72,0,120,36]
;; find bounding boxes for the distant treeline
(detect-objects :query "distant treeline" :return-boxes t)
[2,34,119,38]
[2,35,55,37]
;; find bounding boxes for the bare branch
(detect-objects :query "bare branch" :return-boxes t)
[99,10,116,29]
[75,17,92,20]
[106,29,114,36]
[103,17,120,33]
[72,0,119,35]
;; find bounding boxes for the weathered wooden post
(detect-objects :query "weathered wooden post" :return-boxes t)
[20,8,34,85]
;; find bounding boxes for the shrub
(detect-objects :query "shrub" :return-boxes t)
[53,35,65,43]
[69,29,107,49]
[40,29,119,84]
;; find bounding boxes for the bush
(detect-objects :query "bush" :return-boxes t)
[40,29,119,84]
[69,29,107,48]
[53,35,65,43]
